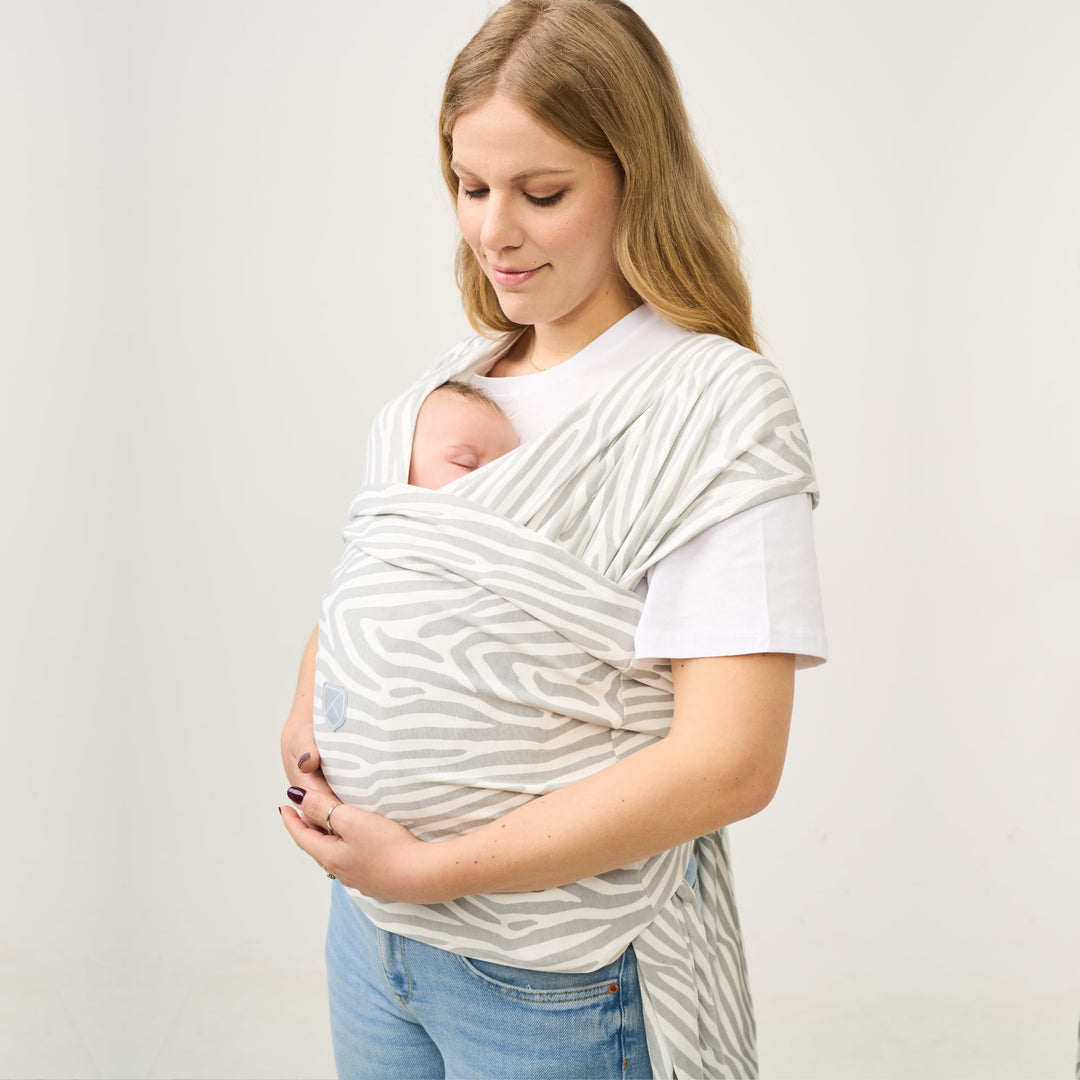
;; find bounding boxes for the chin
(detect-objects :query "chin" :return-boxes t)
[491,291,530,317]
[489,285,544,322]
[495,299,550,328]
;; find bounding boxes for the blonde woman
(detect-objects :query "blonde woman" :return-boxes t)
[280,2,826,1077]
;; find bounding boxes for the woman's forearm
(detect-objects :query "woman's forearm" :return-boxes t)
[411,653,795,903]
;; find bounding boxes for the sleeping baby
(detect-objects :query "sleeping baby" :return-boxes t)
[408,381,519,489]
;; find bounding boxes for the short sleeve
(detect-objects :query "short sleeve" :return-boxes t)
[632,493,828,669]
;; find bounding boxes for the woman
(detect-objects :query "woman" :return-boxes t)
[280,2,826,1077]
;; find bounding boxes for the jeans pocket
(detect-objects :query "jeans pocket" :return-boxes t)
[454,951,627,1003]
[445,948,649,1079]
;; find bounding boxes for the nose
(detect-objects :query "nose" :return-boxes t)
[479,193,522,254]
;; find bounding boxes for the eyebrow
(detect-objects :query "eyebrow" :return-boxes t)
[451,162,575,183]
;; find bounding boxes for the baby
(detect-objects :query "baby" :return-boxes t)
[408,381,519,489]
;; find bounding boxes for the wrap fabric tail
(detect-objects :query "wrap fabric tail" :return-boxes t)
[315,332,818,1078]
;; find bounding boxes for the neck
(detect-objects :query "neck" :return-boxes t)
[528,295,640,371]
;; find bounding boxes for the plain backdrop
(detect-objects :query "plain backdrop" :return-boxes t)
[2,1,1078,1078]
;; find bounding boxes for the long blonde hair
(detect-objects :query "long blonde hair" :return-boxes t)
[439,0,760,352]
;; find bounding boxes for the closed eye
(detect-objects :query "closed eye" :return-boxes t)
[526,191,565,207]
[460,187,565,208]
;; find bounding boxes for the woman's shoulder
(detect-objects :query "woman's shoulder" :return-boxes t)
[643,330,786,401]
[640,331,812,473]
[675,329,767,363]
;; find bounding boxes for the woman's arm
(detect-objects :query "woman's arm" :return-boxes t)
[281,652,795,901]
[280,627,337,818]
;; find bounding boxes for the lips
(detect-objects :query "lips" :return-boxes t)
[490,264,544,288]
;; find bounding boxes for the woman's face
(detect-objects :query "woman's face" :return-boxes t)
[451,94,632,343]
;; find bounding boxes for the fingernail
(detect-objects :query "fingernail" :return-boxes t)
[297,752,312,768]
[287,786,306,805]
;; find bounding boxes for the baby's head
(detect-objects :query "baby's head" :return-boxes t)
[408,382,519,490]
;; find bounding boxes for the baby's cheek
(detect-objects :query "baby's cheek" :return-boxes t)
[409,459,450,490]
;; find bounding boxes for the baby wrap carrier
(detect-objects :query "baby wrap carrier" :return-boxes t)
[315,332,818,1079]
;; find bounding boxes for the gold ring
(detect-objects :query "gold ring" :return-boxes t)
[326,802,344,836]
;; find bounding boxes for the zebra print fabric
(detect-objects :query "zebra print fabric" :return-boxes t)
[314,332,818,1078]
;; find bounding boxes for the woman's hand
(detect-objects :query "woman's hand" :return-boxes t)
[280,627,337,824]
[279,628,430,900]
[278,651,795,903]
[279,788,429,902]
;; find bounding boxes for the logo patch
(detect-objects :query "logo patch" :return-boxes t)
[322,683,347,731]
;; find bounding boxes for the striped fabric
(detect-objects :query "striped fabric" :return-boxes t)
[314,333,818,1079]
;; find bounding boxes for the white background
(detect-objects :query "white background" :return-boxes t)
[2,1,1078,1077]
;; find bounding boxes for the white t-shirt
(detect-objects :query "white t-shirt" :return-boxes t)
[471,306,828,668]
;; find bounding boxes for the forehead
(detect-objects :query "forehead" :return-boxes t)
[419,389,498,430]
[451,94,585,172]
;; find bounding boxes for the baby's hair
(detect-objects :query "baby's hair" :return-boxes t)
[434,380,505,415]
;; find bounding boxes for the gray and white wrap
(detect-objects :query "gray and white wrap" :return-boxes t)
[314,332,819,1079]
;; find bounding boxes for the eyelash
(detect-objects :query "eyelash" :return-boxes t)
[461,188,566,208]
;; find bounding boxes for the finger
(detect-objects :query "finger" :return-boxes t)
[285,772,337,830]
[282,716,322,776]
[284,764,328,800]
[291,770,336,801]
[290,786,357,839]
[297,748,322,774]
[281,719,334,824]
[285,723,321,774]
[279,806,342,868]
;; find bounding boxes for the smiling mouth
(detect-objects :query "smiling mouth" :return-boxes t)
[491,265,544,288]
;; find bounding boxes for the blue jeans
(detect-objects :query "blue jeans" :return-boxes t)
[325,881,651,1079]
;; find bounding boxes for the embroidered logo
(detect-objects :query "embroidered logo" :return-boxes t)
[323,683,347,731]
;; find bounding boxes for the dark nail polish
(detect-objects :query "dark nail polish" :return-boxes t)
[287,786,306,805]
[297,752,312,768]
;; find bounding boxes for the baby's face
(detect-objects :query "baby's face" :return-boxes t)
[408,389,519,490]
